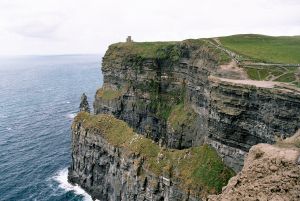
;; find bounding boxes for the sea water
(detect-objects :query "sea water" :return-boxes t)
[0,55,103,201]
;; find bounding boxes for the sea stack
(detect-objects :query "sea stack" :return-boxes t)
[79,93,90,113]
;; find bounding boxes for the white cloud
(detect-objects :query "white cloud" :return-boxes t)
[0,0,299,55]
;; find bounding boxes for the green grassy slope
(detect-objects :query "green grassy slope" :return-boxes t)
[219,34,300,64]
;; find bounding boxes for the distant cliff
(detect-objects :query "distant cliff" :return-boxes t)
[69,36,300,200]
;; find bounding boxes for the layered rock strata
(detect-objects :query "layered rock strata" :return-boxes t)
[93,41,300,171]
[68,112,234,201]
[69,39,300,200]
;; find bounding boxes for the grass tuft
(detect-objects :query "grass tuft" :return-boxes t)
[168,104,197,131]
[96,88,122,100]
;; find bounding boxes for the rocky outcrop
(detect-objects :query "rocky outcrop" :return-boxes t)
[93,41,300,172]
[79,93,90,113]
[208,133,300,201]
[68,113,234,201]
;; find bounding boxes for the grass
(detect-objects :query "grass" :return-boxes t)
[74,112,235,196]
[244,66,299,86]
[106,39,231,65]
[245,67,272,80]
[245,68,260,80]
[136,79,186,121]
[168,103,197,131]
[152,92,185,121]
[108,41,179,59]
[96,88,122,100]
[274,72,296,82]
[219,34,300,64]
[203,40,232,64]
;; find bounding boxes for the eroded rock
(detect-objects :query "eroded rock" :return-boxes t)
[208,143,300,201]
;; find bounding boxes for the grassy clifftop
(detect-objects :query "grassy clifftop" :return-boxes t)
[107,34,300,64]
[219,34,300,64]
[103,34,299,87]
[74,112,235,196]
[107,41,178,59]
[104,39,231,65]
[217,34,300,86]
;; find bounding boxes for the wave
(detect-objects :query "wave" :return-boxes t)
[0,114,7,118]
[66,113,76,119]
[53,168,93,201]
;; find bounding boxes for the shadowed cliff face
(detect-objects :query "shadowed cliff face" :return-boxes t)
[93,40,300,172]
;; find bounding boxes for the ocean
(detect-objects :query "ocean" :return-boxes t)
[0,55,103,201]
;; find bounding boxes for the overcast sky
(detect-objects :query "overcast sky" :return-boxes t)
[0,0,299,55]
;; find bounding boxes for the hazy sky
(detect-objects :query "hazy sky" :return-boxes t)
[0,0,299,55]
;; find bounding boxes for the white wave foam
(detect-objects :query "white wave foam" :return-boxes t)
[6,127,12,131]
[53,168,93,201]
[66,113,76,119]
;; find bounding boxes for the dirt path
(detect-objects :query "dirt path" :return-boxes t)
[206,38,299,86]
[218,60,248,79]
[217,77,277,88]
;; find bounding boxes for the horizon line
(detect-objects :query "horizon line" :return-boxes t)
[0,53,104,57]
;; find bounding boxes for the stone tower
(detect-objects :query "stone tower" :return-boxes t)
[126,36,133,43]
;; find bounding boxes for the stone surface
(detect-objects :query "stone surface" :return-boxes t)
[208,143,300,201]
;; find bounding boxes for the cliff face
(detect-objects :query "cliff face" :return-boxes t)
[208,77,300,170]
[68,38,300,201]
[68,113,234,201]
[93,41,300,172]
[94,41,217,150]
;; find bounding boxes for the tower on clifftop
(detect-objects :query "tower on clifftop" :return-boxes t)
[126,36,133,43]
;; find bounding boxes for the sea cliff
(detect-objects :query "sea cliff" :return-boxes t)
[93,39,300,171]
[68,112,234,200]
[69,36,300,200]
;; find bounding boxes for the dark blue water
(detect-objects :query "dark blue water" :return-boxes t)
[0,55,103,201]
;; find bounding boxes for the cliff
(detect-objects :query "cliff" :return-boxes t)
[93,39,300,171]
[68,112,234,201]
[69,35,300,200]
